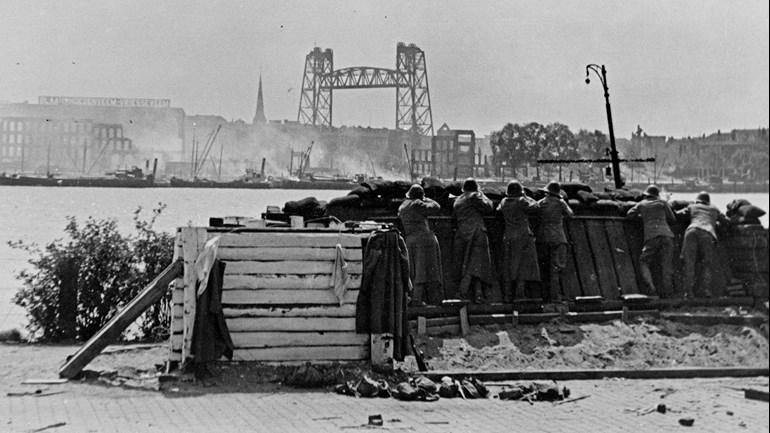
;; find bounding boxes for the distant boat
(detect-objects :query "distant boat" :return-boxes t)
[168,168,271,189]
[0,166,156,188]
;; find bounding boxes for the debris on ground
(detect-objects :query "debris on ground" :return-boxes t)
[497,381,570,402]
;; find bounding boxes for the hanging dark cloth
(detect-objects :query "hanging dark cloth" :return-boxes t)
[191,259,234,373]
[355,230,411,361]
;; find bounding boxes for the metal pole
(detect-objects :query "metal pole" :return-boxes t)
[586,64,623,189]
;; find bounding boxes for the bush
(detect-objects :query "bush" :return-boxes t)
[10,204,174,342]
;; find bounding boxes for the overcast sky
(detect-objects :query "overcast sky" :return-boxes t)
[1,0,768,138]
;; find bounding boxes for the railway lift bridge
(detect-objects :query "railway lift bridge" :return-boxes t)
[296,42,434,139]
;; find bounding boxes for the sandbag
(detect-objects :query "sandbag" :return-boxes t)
[283,196,323,218]
[327,194,361,208]
[576,190,599,204]
[421,176,444,189]
[736,204,766,219]
[560,182,592,199]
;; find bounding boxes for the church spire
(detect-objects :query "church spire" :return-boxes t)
[253,74,266,125]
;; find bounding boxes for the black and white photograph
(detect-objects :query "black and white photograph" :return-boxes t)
[1,1,768,431]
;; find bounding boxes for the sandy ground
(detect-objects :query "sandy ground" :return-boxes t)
[407,317,769,372]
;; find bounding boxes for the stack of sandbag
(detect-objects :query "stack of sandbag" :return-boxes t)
[282,196,326,220]
[325,179,412,221]
[726,199,767,225]
[555,183,641,217]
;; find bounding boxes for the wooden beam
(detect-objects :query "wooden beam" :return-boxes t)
[222,305,356,318]
[217,232,363,248]
[218,247,363,262]
[230,331,368,348]
[59,260,182,379]
[221,288,359,306]
[232,345,368,361]
[223,274,362,290]
[181,227,207,362]
[224,260,362,275]
[226,316,357,332]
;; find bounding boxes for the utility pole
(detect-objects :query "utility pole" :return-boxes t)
[586,64,623,189]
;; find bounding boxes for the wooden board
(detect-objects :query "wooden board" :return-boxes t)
[222,305,356,318]
[216,232,363,249]
[585,220,620,299]
[230,332,368,348]
[226,316,356,332]
[623,220,644,283]
[233,345,368,361]
[566,220,600,296]
[224,260,362,275]
[59,260,182,378]
[222,289,360,306]
[182,227,207,361]
[218,247,363,262]
[223,274,362,290]
[605,220,639,294]
[560,240,582,300]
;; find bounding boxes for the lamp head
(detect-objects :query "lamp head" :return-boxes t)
[585,77,590,84]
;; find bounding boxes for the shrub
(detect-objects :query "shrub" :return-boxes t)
[10,203,174,342]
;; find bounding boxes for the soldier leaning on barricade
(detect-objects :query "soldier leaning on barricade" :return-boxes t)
[534,181,574,303]
[496,180,540,303]
[625,185,676,297]
[398,184,444,306]
[676,191,730,298]
[452,178,495,304]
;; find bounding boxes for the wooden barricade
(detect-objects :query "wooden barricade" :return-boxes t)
[169,228,370,364]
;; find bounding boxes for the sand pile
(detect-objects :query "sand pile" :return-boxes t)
[415,319,769,371]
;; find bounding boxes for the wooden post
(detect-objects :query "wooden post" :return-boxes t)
[181,227,207,363]
[512,310,519,326]
[622,306,629,323]
[167,230,185,367]
[370,333,394,371]
[459,305,470,336]
[417,316,427,336]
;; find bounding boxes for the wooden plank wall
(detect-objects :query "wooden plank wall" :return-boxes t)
[170,230,369,364]
[376,215,649,301]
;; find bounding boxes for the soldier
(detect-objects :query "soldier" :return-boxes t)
[677,191,729,298]
[535,181,574,302]
[453,178,494,304]
[398,184,444,305]
[497,180,540,303]
[625,185,676,297]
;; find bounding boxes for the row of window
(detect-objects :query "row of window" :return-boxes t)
[1,120,123,138]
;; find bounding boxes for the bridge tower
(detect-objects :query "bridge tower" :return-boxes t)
[297,47,333,127]
[296,43,434,138]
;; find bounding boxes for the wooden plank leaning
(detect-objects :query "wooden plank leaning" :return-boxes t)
[58,260,183,379]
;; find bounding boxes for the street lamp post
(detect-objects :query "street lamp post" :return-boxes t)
[585,64,623,189]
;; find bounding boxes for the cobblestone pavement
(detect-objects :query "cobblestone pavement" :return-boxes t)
[1,344,768,432]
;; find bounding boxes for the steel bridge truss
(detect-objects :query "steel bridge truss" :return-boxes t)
[297,43,434,136]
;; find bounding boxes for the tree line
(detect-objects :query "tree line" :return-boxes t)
[489,122,610,178]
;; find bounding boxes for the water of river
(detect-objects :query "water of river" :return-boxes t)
[0,186,767,331]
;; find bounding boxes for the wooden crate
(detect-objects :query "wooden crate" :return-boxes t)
[169,228,370,364]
